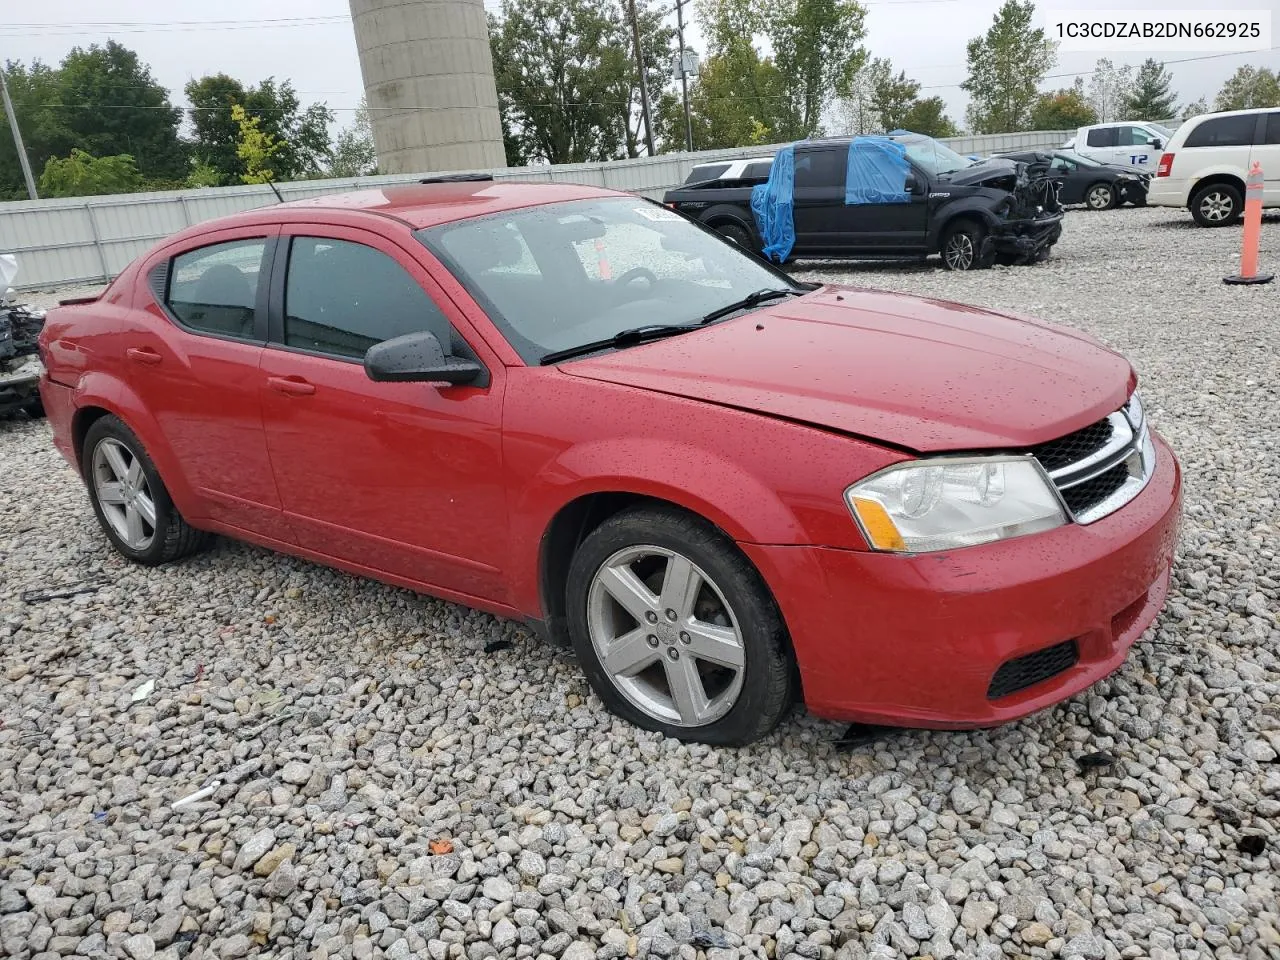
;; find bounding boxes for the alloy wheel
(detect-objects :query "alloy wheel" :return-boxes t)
[586,545,745,727]
[1087,184,1113,210]
[1199,191,1234,223]
[91,438,156,550]
[944,233,974,270]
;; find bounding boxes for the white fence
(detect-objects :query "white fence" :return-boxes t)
[1,129,1076,291]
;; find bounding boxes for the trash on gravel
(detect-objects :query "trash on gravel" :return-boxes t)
[428,838,455,855]
[1076,751,1117,771]
[129,678,156,702]
[171,780,222,810]
[1238,834,1267,855]
[21,577,109,603]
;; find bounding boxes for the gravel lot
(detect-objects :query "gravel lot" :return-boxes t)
[2,205,1279,960]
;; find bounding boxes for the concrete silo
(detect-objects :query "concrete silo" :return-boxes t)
[349,0,507,174]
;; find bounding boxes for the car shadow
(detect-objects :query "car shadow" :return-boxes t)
[789,258,936,276]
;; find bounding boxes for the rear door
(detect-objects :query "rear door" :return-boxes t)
[1254,112,1280,206]
[791,145,928,253]
[1079,126,1119,164]
[130,226,292,540]
[258,223,510,602]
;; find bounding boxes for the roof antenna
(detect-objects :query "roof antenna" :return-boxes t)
[266,179,285,204]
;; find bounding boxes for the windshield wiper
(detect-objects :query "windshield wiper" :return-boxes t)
[700,287,799,325]
[540,324,701,365]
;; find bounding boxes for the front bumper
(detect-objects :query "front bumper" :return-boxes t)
[741,432,1181,728]
[990,214,1063,260]
[0,357,43,414]
[1118,178,1149,204]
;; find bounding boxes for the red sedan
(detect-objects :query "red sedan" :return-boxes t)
[37,180,1181,745]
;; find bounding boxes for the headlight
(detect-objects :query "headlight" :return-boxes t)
[845,457,1067,553]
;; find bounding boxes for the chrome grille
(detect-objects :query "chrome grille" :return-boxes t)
[1032,396,1155,524]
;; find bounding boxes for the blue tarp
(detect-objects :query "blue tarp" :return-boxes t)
[844,136,911,205]
[751,144,796,263]
[750,137,916,262]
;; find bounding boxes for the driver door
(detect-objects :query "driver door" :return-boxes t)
[258,224,511,603]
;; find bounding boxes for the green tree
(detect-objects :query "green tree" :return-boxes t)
[1123,59,1178,121]
[654,45,787,149]
[1087,58,1133,122]
[769,0,868,137]
[329,101,378,177]
[0,61,71,199]
[38,148,141,197]
[1181,97,1208,120]
[866,58,919,132]
[899,97,958,138]
[1214,66,1280,111]
[231,104,282,184]
[961,0,1056,134]
[53,41,186,181]
[185,74,333,184]
[1031,78,1097,129]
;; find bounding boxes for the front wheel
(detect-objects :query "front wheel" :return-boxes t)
[565,506,794,745]
[82,415,211,565]
[940,221,995,271]
[1085,182,1117,210]
[1190,183,1241,227]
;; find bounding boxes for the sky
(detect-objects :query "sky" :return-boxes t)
[3,0,1278,138]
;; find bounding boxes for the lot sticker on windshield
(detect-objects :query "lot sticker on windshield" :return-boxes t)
[634,206,684,221]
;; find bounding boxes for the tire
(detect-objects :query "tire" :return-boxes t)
[940,220,995,271]
[1129,192,1147,207]
[565,505,794,745]
[1190,183,1242,227]
[82,415,210,565]
[1085,182,1117,211]
[714,222,755,251]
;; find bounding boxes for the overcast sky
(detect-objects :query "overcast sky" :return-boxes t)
[3,0,1278,137]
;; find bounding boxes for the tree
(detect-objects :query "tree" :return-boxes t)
[899,97,958,138]
[53,41,187,182]
[329,101,378,177]
[1123,59,1177,121]
[1087,58,1134,122]
[866,58,919,132]
[962,1,1056,133]
[0,60,71,199]
[655,45,787,149]
[185,74,333,184]
[1181,97,1209,120]
[231,104,282,184]
[38,148,141,197]
[1031,78,1097,129]
[769,0,869,137]
[1214,66,1280,112]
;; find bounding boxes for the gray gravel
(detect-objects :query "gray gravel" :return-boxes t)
[3,206,1279,960]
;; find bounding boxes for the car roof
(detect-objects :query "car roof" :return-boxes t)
[180,181,621,236]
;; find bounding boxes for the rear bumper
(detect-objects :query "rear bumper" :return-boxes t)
[1146,178,1187,208]
[741,432,1181,728]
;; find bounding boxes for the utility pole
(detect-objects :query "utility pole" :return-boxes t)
[675,0,693,151]
[626,0,656,156]
[0,66,38,200]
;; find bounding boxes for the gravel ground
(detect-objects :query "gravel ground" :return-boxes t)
[2,205,1279,960]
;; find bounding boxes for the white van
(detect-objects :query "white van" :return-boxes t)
[1147,109,1280,226]
[1063,121,1176,170]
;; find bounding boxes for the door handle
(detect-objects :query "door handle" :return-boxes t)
[266,375,316,396]
[126,347,162,365]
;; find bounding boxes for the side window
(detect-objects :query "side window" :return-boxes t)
[745,160,773,180]
[1119,126,1151,146]
[1050,156,1072,171]
[166,238,266,339]
[1184,115,1257,148]
[1264,112,1280,145]
[794,149,846,188]
[1086,127,1117,148]
[283,237,453,360]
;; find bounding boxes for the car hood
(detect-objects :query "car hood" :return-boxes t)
[560,287,1133,452]
[941,157,1019,186]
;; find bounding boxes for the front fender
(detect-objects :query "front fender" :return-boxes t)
[930,201,1001,250]
[70,371,200,515]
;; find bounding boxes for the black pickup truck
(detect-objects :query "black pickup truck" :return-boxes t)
[663,133,1064,270]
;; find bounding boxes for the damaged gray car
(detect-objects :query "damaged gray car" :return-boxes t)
[663,132,1064,270]
[0,256,47,419]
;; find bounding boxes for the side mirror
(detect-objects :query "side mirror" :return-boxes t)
[1147,137,1163,150]
[364,331,482,385]
[905,174,923,195]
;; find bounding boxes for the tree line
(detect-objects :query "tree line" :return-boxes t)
[3,2,1278,199]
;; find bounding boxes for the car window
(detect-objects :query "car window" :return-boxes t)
[283,237,453,360]
[1265,112,1280,145]
[166,238,267,339]
[685,163,729,184]
[745,160,773,179]
[1184,114,1257,148]
[1086,127,1117,148]
[1050,156,1074,171]
[794,149,846,188]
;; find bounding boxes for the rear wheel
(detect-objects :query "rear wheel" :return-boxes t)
[940,221,995,271]
[1085,182,1117,210]
[715,222,755,251]
[82,415,211,565]
[566,506,794,745]
[1190,183,1241,227]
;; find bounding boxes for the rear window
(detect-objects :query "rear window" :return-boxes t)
[1184,114,1257,148]
[1265,112,1280,145]
[685,163,729,184]
[795,148,847,188]
[744,160,773,180]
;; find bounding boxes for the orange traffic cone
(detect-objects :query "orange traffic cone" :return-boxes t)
[1224,160,1273,285]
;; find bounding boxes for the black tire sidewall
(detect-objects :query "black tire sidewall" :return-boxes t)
[716,223,754,250]
[940,220,991,271]
[81,416,181,564]
[1191,184,1241,227]
[565,508,791,745]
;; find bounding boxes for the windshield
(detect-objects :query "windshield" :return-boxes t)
[900,136,974,176]
[418,198,795,364]
[1150,123,1174,139]
[1065,152,1103,167]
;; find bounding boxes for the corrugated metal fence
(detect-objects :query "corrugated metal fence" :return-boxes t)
[2,129,1076,290]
